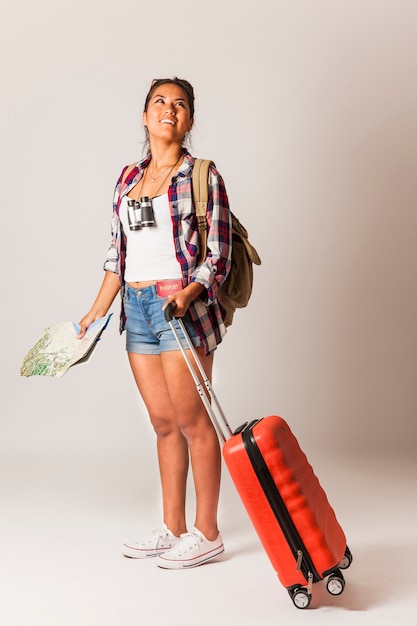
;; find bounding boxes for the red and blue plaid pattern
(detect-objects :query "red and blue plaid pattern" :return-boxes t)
[103,152,232,354]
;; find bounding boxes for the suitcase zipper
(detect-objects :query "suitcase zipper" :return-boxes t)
[296,550,303,570]
[241,422,320,585]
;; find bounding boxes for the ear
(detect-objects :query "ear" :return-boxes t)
[188,118,194,131]
[142,111,147,127]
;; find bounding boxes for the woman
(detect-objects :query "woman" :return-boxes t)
[78,78,232,569]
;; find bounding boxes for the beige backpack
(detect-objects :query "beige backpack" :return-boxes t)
[193,159,261,327]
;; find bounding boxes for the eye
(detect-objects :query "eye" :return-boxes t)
[176,101,186,108]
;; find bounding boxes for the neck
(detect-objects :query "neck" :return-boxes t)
[148,141,184,170]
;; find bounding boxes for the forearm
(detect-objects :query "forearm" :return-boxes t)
[182,281,206,302]
[89,270,121,317]
[162,281,206,318]
[78,271,120,337]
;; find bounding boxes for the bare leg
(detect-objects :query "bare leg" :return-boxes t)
[160,348,221,540]
[128,352,188,537]
[128,348,221,541]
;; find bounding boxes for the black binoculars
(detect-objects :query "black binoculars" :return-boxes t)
[127,196,155,230]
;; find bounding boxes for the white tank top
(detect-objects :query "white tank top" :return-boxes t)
[119,194,182,282]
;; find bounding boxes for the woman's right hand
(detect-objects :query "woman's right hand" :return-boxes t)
[77,311,102,339]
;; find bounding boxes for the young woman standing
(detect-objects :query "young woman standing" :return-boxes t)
[78,78,232,569]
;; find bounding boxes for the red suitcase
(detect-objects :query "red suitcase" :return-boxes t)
[165,306,352,609]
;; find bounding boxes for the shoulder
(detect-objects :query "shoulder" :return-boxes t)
[119,162,139,186]
[189,157,223,182]
[117,153,151,186]
[207,161,227,190]
[112,162,141,211]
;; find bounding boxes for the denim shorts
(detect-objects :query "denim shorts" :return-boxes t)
[124,284,203,355]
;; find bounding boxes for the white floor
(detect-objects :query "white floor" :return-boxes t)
[1,449,416,626]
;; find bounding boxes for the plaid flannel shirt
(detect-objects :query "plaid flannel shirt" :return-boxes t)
[103,151,232,354]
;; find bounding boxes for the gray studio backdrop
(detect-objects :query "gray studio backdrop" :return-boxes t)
[2,0,416,464]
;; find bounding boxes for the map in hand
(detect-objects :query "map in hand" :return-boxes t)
[20,314,113,378]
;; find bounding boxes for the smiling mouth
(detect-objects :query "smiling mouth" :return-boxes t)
[160,118,175,125]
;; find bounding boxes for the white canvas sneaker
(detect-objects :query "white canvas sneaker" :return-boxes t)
[122,524,180,558]
[155,527,224,569]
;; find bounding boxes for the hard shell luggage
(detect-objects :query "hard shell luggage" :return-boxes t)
[164,305,352,609]
[223,416,352,608]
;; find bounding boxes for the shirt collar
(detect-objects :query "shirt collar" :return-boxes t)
[122,150,194,198]
[139,150,194,178]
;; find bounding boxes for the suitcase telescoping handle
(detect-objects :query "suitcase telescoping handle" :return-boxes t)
[164,303,233,442]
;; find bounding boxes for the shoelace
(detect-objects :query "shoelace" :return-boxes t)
[171,530,202,555]
[144,527,169,550]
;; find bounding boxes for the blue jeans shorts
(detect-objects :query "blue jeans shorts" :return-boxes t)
[124,284,203,355]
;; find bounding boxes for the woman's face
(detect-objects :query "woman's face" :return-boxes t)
[143,83,193,145]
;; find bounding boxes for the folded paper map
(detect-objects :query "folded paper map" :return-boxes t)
[20,314,112,378]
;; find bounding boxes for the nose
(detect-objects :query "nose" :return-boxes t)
[165,104,175,115]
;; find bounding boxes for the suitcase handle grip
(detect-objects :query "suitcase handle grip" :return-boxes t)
[164,302,177,322]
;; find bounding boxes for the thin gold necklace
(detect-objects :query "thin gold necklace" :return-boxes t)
[148,165,170,183]
[136,154,183,200]
[148,155,182,182]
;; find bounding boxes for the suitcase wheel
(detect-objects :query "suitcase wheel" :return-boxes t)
[339,545,353,570]
[326,569,345,596]
[291,587,312,609]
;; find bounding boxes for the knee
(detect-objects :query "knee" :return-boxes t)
[149,413,178,439]
[177,415,217,446]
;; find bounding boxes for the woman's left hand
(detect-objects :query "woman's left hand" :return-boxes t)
[163,283,206,318]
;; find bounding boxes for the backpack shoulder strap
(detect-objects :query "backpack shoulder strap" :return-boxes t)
[192,159,215,265]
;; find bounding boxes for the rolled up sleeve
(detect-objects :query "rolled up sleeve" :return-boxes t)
[190,167,232,304]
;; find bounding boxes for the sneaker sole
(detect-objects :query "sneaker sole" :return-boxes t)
[156,545,225,569]
[122,546,174,559]
[123,550,159,558]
